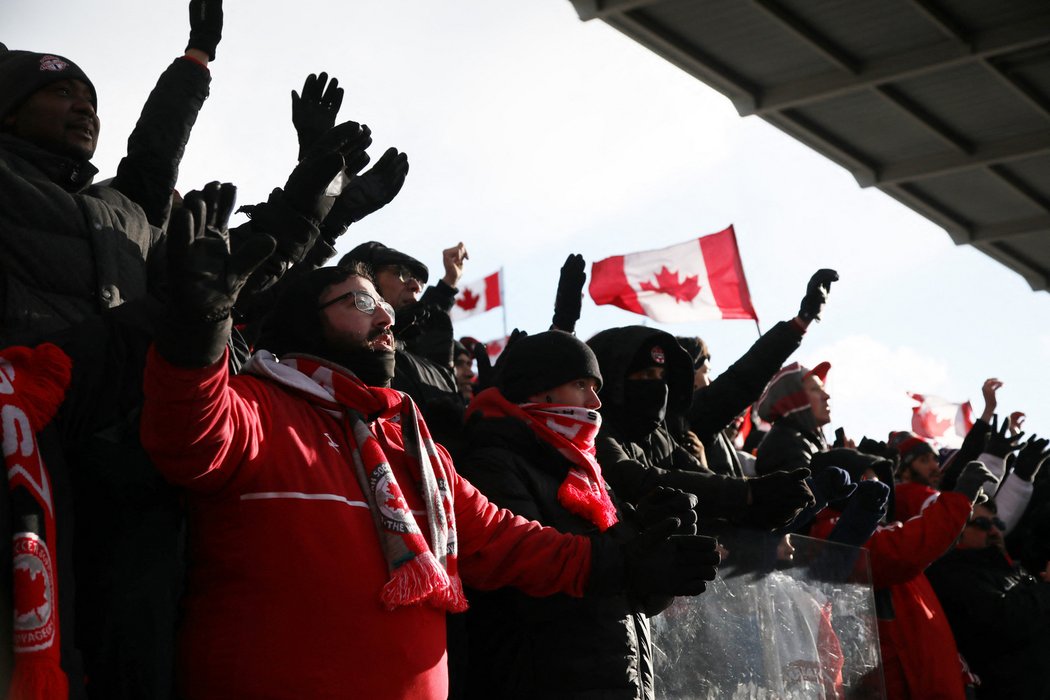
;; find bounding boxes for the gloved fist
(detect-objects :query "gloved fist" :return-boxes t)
[186,0,222,61]
[1013,435,1050,482]
[623,518,720,597]
[953,461,999,504]
[858,436,898,464]
[292,73,345,159]
[322,147,409,240]
[552,253,586,333]
[986,414,1025,458]
[807,466,855,508]
[851,479,891,514]
[797,269,839,323]
[632,487,699,535]
[747,468,816,530]
[472,342,493,391]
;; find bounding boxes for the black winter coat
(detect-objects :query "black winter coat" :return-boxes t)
[588,326,750,516]
[455,415,655,700]
[754,416,824,476]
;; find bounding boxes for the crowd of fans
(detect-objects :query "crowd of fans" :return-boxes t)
[1,2,1048,698]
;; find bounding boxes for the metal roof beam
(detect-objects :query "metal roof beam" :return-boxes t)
[970,214,1050,242]
[874,84,972,152]
[747,0,860,74]
[881,182,973,243]
[752,18,1050,115]
[767,110,877,178]
[974,241,1050,291]
[866,130,1050,186]
[980,59,1050,121]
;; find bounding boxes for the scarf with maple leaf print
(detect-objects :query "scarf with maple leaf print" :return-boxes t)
[3,343,72,700]
[467,387,619,531]
[244,351,467,612]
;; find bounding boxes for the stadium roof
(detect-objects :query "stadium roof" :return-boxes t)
[570,0,1050,291]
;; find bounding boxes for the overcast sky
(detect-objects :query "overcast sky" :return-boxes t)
[7,0,1049,442]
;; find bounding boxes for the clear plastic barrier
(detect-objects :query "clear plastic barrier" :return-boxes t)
[651,530,885,700]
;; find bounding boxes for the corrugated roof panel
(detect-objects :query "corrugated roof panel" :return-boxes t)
[775,0,948,63]
[941,0,1050,32]
[786,91,947,163]
[637,1,838,88]
[910,171,1047,225]
[1000,155,1050,202]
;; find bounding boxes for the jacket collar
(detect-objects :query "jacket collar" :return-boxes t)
[0,133,97,192]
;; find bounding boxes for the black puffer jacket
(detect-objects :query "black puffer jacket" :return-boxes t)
[926,546,1050,699]
[686,320,804,477]
[0,135,163,345]
[455,414,654,700]
[588,326,749,517]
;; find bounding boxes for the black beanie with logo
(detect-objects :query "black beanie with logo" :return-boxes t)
[0,45,97,122]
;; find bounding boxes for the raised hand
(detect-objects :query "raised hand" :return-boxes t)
[186,0,223,61]
[291,72,345,159]
[797,269,839,323]
[551,253,586,333]
[322,147,409,241]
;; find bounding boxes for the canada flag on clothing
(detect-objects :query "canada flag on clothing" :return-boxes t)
[588,226,758,323]
[450,271,503,322]
[908,393,975,447]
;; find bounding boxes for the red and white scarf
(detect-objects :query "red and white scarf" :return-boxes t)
[2,343,72,700]
[244,351,466,612]
[467,387,618,531]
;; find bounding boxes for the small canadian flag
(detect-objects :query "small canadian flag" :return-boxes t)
[908,393,975,448]
[450,271,503,321]
[589,226,758,323]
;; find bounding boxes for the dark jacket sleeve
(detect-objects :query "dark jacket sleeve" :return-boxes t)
[420,280,457,314]
[596,432,749,518]
[688,319,804,440]
[754,421,819,476]
[109,57,211,227]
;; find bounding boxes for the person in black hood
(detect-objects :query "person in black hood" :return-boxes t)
[454,330,716,700]
[588,326,815,531]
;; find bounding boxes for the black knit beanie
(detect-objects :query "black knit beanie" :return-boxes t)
[0,45,97,122]
[497,330,602,403]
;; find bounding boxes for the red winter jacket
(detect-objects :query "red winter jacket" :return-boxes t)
[810,491,972,700]
[140,348,594,700]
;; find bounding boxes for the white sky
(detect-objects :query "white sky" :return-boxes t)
[7,0,1049,442]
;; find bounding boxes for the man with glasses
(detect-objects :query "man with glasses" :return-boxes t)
[927,499,1050,698]
[138,192,718,697]
[340,240,471,453]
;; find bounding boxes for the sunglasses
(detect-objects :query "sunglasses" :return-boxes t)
[318,289,396,321]
[381,264,422,285]
[967,516,1006,532]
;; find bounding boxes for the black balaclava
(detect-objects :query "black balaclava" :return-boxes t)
[257,266,395,387]
[621,339,670,434]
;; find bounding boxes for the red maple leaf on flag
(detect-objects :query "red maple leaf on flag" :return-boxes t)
[14,565,48,622]
[639,266,702,303]
[456,288,480,311]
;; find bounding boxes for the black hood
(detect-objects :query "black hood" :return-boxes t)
[587,325,693,416]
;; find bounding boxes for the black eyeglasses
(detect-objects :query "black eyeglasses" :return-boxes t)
[967,516,1006,532]
[318,289,395,321]
[381,264,422,285]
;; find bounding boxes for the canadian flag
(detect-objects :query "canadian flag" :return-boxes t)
[908,393,975,447]
[588,226,758,323]
[450,271,503,322]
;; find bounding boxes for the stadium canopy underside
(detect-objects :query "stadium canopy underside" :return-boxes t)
[570,0,1050,291]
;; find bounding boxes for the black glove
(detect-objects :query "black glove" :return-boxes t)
[320,147,409,241]
[472,342,494,391]
[986,414,1024,459]
[858,436,899,464]
[157,182,275,367]
[797,269,839,323]
[622,518,719,596]
[852,479,891,513]
[551,253,586,333]
[285,121,372,225]
[632,487,698,535]
[807,467,855,508]
[291,73,345,160]
[1013,435,1050,482]
[186,0,222,61]
[746,468,817,530]
[953,461,999,504]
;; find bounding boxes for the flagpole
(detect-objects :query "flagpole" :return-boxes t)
[754,319,763,336]
[500,267,509,340]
